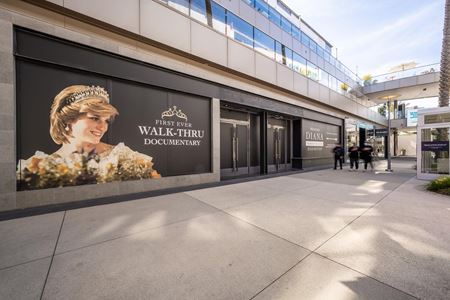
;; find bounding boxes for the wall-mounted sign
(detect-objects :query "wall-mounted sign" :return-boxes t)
[407,109,418,127]
[367,128,388,137]
[15,61,211,191]
[302,119,340,158]
[421,141,449,152]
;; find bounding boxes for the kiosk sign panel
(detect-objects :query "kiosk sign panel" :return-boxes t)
[421,141,449,152]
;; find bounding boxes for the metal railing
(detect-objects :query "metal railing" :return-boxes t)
[362,63,440,86]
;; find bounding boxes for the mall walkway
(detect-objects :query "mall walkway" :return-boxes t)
[1,160,449,300]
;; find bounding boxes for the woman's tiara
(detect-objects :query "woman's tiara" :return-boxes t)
[59,86,110,111]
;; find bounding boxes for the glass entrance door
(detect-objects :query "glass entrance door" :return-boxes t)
[220,109,260,178]
[267,117,290,173]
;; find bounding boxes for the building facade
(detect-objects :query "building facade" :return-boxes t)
[0,0,387,212]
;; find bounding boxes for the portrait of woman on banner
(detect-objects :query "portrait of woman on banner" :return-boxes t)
[17,85,160,190]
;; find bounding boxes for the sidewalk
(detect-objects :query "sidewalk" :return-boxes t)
[1,160,449,299]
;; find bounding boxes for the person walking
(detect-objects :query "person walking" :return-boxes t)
[361,143,374,171]
[332,143,344,170]
[348,143,359,171]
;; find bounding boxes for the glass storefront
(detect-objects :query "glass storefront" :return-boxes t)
[421,128,449,174]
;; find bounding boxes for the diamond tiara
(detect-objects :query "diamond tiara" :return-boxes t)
[59,86,110,111]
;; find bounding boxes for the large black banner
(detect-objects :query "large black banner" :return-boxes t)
[16,60,211,191]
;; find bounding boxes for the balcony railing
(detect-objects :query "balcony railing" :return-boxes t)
[363,63,440,86]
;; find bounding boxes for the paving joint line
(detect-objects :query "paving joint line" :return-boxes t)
[314,252,420,299]
[0,255,53,272]
[39,210,66,300]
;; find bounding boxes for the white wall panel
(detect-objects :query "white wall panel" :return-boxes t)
[239,1,256,25]
[276,64,294,91]
[255,12,270,34]
[228,39,255,77]
[255,52,276,85]
[300,44,309,59]
[319,84,330,104]
[269,22,282,42]
[294,72,308,95]
[191,21,227,66]
[308,80,320,100]
[65,0,139,34]
[281,31,292,49]
[292,38,301,54]
[216,0,239,15]
[140,0,190,53]
[309,52,318,65]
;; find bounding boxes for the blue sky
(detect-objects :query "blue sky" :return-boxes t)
[283,0,445,77]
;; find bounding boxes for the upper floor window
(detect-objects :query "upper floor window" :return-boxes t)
[254,28,275,59]
[255,0,269,18]
[276,41,293,68]
[281,16,291,34]
[319,68,329,86]
[191,0,208,25]
[291,26,300,41]
[212,1,226,34]
[307,61,319,81]
[227,11,254,48]
[316,46,324,59]
[268,6,281,26]
[293,52,307,76]
[309,40,317,54]
[161,0,189,15]
[301,31,310,48]
[242,0,255,7]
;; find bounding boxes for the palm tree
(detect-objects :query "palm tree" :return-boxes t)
[439,0,450,107]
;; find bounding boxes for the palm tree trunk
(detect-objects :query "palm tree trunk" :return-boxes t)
[439,0,450,107]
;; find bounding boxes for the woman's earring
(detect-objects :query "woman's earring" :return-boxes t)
[65,125,70,131]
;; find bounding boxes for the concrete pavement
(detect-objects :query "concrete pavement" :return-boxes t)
[1,160,449,299]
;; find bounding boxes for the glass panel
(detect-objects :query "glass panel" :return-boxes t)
[275,42,292,68]
[269,6,281,26]
[190,0,207,24]
[329,75,337,91]
[254,28,275,59]
[293,52,307,76]
[337,79,344,94]
[421,128,449,174]
[281,16,291,34]
[324,51,330,63]
[212,2,226,34]
[318,68,328,86]
[284,46,293,68]
[309,40,317,53]
[425,113,450,124]
[301,31,310,47]
[306,61,319,81]
[242,0,254,6]
[164,0,189,15]
[255,0,269,18]
[226,11,254,47]
[291,26,300,41]
[330,56,336,66]
[316,46,324,58]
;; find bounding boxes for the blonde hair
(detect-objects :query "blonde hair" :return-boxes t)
[50,85,119,144]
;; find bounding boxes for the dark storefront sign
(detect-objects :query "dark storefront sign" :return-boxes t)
[302,119,340,159]
[421,141,449,152]
[367,128,388,137]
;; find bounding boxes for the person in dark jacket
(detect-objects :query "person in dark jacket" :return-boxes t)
[360,144,374,171]
[332,143,344,170]
[348,143,359,171]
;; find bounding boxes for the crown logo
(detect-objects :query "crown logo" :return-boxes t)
[161,106,188,122]
[60,86,110,111]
